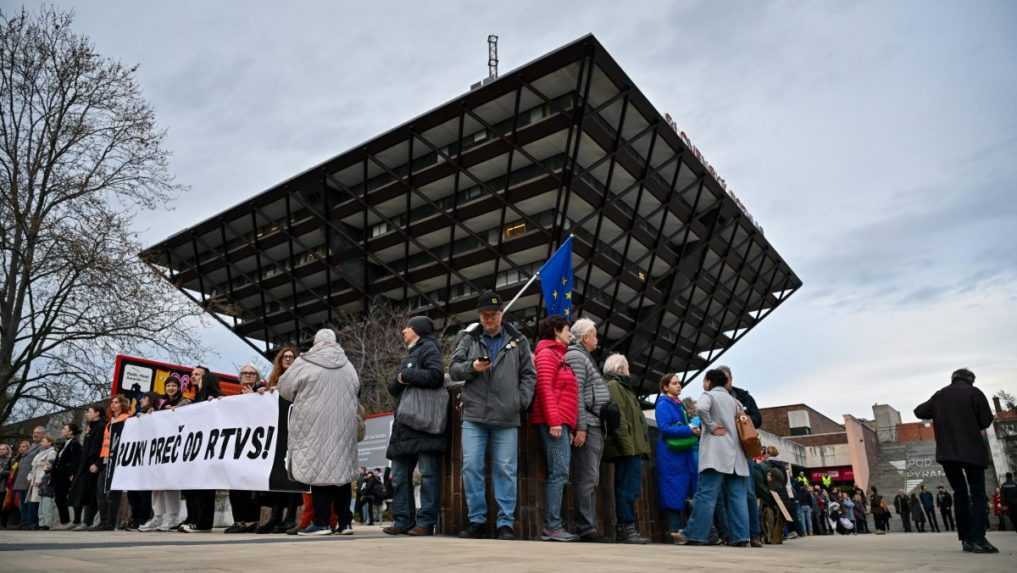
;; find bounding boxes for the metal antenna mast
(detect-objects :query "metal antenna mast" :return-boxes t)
[488,35,499,79]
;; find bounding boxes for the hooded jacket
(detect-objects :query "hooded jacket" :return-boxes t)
[386,334,448,459]
[529,339,578,430]
[603,375,650,460]
[449,322,536,428]
[913,378,993,467]
[278,329,361,486]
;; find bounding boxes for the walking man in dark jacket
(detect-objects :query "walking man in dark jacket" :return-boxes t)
[894,490,912,532]
[937,486,955,531]
[450,293,536,540]
[384,316,447,537]
[919,485,940,532]
[914,368,996,553]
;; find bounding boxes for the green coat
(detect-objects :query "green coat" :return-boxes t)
[603,375,650,460]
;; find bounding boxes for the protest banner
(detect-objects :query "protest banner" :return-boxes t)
[108,392,306,492]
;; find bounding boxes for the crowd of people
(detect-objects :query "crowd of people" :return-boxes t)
[1,292,1015,555]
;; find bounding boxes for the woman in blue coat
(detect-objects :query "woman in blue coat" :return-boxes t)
[655,373,700,533]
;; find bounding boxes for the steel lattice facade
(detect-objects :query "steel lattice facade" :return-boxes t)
[142,35,801,394]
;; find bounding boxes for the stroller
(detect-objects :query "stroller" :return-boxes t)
[827,501,855,535]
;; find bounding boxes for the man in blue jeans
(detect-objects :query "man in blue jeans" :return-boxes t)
[384,316,448,536]
[449,293,536,540]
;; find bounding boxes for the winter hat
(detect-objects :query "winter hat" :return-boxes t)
[951,368,975,384]
[407,315,434,337]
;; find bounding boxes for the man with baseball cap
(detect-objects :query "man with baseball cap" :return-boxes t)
[449,292,536,540]
[914,368,996,554]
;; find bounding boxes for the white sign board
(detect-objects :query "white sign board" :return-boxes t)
[109,393,305,492]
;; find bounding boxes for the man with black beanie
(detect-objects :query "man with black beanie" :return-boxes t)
[914,368,996,553]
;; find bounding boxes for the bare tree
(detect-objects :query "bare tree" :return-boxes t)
[334,301,415,415]
[0,7,201,426]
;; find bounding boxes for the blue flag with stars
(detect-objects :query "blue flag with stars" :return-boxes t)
[539,235,574,318]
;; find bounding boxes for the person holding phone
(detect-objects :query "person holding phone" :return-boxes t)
[449,292,536,541]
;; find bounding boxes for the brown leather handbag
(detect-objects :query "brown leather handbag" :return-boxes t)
[735,406,763,458]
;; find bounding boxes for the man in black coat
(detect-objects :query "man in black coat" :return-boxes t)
[937,486,955,531]
[383,316,447,537]
[914,368,995,553]
[894,490,912,532]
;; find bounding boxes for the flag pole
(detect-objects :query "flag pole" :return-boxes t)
[501,271,540,315]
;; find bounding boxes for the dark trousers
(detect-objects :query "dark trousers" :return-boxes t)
[914,518,925,532]
[613,456,642,526]
[940,507,955,531]
[924,506,940,532]
[310,484,351,528]
[0,493,16,527]
[900,512,912,532]
[228,490,260,523]
[95,465,122,528]
[942,462,987,544]
[184,490,216,530]
[266,492,301,525]
[1008,507,1017,532]
[127,491,152,525]
[54,479,74,524]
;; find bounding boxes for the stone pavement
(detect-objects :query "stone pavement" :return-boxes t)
[0,527,1014,573]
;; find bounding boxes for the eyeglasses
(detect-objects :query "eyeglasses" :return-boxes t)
[241,372,257,377]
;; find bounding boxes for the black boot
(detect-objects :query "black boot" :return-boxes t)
[616,524,649,544]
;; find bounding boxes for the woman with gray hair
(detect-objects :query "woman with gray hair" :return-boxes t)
[279,328,361,536]
[601,353,650,544]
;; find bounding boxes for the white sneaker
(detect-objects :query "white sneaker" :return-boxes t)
[339,527,354,536]
[138,520,161,532]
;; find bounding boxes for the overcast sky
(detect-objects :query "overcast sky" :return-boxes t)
[43,0,1017,422]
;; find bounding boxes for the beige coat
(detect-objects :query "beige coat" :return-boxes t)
[278,329,361,486]
[27,447,55,502]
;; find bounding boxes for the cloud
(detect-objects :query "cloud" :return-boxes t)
[49,0,1017,422]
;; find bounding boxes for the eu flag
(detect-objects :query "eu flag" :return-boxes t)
[539,235,574,318]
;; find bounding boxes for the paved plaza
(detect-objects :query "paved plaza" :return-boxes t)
[0,527,1014,573]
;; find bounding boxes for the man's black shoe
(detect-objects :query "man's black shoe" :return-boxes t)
[458,522,486,539]
[496,526,515,540]
[971,540,999,554]
[962,541,973,552]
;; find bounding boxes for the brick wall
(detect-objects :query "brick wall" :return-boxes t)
[896,422,935,443]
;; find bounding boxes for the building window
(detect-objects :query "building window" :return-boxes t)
[370,222,390,238]
[503,222,526,239]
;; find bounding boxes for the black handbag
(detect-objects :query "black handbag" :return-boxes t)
[599,402,621,435]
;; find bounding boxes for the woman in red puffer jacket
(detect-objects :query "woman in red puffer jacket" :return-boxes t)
[530,315,579,542]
